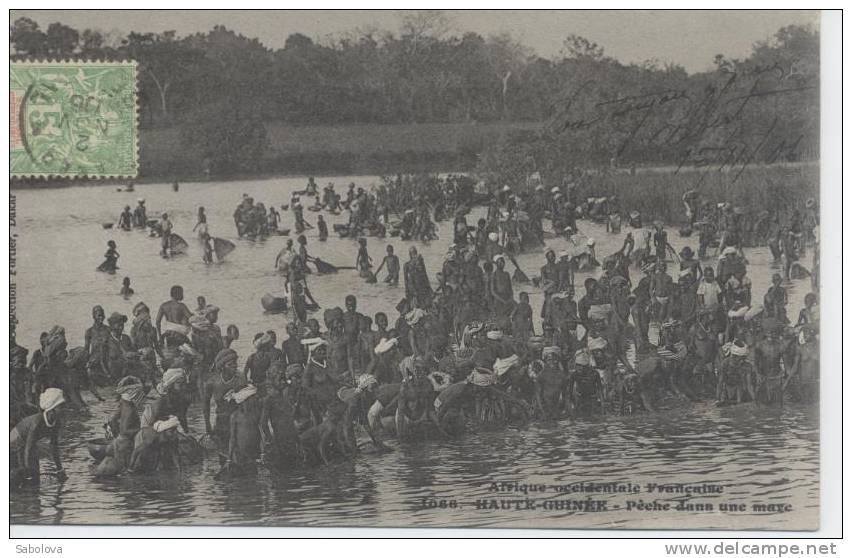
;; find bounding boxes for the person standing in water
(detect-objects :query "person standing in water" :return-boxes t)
[192,206,215,263]
[293,199,306,234]
[268,206,280,233]
[84,305,111,389]
[132,199,147,228]
[192,207,208,239]
[317,215,328,241]
[305,176,318,196]
[356,238,373,279]
[297,235,315,270]
[160,213,173,257]
[118,206,133,231]
[200,233,214,264]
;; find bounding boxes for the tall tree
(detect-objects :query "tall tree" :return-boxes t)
[45,23,79,57]
[10,17,47,57]
[122,31,204,121]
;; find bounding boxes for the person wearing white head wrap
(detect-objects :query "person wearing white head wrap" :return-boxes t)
[493,354,520,376]
[405,307,426,326]
[301,337,328,365]
[541,346,561,359]
[338,372,393,454]
[98,378,144,477]
[153,415,181,433]
[158,368,187,394]
[587,336,608,352]
[427,371,453,392]
[374,337,399,355]
[301,336,326,349]
[574,349,591,367]
[355,374,379,393]
[11,388,67,483]
[116,376,146,406]
[466,369,497,387]
[729,342,748,357]
[253,331,273,350]
[488,232,499,242]
[226,384,258,405]
[141,369,190,431]
[39,388,65,413]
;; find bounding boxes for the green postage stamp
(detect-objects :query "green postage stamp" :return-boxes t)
[10,61,138,178]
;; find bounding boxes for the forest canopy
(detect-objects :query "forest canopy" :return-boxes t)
[10,14,818,176]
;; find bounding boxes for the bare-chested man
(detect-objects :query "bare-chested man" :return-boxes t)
[156,285,193,339]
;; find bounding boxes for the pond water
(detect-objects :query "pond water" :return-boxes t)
[10,176,818,530]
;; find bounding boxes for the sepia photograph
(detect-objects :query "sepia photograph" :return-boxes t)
[6,8,838,536]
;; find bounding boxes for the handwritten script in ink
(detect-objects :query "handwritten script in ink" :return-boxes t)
[547,61,816,182]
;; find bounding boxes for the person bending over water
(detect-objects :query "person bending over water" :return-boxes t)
[97,240,119,273]
[374,244,399,285]
[10,388,67,487]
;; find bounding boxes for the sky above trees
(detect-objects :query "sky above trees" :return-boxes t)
[10,9,817,73]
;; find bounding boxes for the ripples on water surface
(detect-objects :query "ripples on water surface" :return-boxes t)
[11,177,818,529]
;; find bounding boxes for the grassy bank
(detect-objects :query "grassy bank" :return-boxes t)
[574,162,819,224]
[140,121,542,179]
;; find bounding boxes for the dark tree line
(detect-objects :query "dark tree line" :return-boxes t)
[10,15,818,175]
[478,23,819,184]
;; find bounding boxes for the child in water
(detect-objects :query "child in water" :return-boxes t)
[98,240,120,273]
[355,238,373,279]
[374,244,399,285]
[120,277,134,299]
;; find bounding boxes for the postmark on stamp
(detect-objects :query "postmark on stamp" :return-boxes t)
[10,61,138,178]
